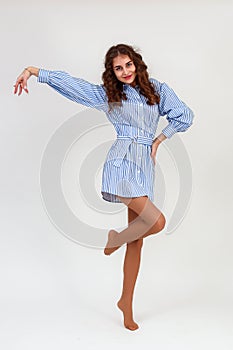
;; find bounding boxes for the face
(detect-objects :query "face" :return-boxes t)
[112,54,137,86]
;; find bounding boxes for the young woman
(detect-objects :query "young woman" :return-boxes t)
[14,43,194,331]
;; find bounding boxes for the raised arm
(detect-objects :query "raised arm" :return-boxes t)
[14,66,108,112]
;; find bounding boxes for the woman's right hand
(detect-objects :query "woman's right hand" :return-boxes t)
[13,68,32,96]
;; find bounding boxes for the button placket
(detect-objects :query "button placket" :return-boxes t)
[139,102,144,135]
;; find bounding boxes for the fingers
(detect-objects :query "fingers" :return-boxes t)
[150,154,156,165]
[13,77,21,94]
[14,82,22,95]
[18,84,23,96]
[13,83,18,94]
[13,70,30,95]
[13,78,29,95]
[150,146,157,166]
[13,77,22,94]
[22,78,28,92]
[13,83,20,95]
[18,83,28,96]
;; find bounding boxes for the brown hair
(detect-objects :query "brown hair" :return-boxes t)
[102,43,160,110]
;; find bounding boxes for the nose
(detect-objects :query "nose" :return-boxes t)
[122,67,129,76]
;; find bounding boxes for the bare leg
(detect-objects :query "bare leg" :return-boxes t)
[117,208,143,331]
[104,195,166,255]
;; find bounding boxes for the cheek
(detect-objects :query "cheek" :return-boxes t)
[114,71,122,78]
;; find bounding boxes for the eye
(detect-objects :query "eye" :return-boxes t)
[127,62,132,66]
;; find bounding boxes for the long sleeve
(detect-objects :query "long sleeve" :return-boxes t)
[151,78,194,138]
[37,69,108,112]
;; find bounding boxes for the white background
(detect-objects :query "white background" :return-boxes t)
[1,0,233,348]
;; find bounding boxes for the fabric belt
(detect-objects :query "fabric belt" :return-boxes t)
[112,134,153,167]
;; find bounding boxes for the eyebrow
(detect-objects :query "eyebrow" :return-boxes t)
[114,60,133,69]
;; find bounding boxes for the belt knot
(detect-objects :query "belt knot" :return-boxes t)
[112,134,153,167]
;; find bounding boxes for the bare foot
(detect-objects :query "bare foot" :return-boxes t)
[117,298,139,331]
[104,229,121,256]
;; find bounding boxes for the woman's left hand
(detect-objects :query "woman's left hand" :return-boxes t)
[150,142,159,165]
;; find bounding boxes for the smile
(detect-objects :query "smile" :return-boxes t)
[124,75,132,80]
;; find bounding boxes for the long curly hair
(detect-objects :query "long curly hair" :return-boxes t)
[102,43,160,110]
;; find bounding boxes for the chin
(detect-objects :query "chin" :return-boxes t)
[125,77,136,84]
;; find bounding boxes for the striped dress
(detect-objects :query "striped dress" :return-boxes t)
[38,69,194,203]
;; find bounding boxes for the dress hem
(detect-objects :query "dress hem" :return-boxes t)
[101,191,151,203]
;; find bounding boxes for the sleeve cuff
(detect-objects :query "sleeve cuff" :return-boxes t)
[37,69,50,83]
[161,124,177,139]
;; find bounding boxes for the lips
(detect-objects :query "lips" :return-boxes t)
[124,75,132,80]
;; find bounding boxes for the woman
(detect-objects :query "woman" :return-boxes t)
[14,43,194,331]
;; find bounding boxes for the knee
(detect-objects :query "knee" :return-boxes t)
[158,213,166,231]
[154,213,166,232]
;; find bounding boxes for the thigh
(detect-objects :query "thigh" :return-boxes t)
[128,207,138,224]
[117,195,163,225]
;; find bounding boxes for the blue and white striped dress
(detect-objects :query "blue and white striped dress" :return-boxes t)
[38,69,194,203]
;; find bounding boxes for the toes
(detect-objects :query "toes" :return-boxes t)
[126,324,139,331]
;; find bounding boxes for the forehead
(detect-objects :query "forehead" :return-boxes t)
[113,54,132,66]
